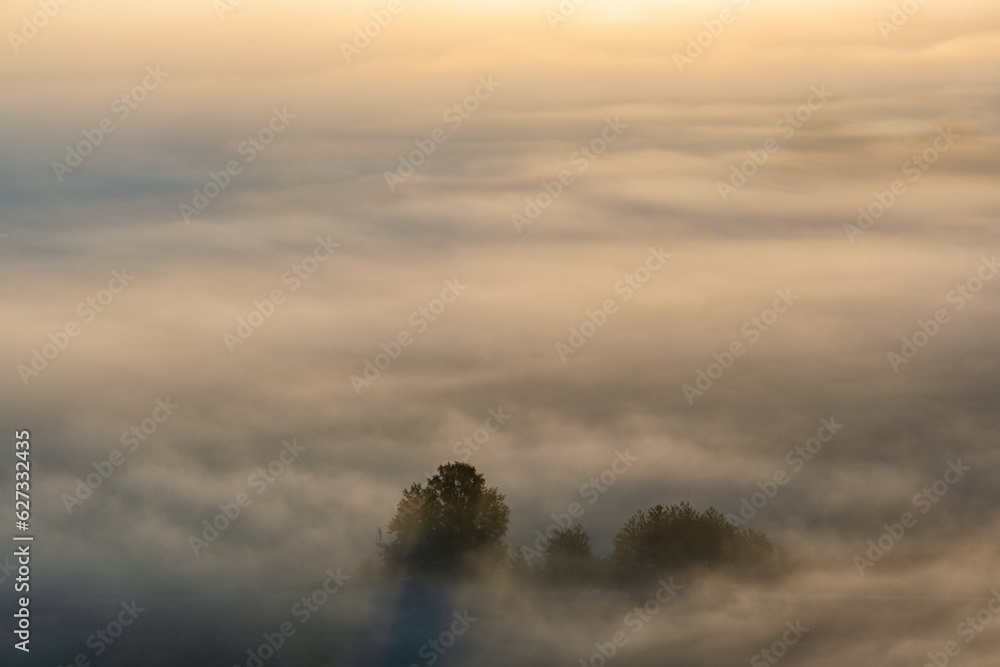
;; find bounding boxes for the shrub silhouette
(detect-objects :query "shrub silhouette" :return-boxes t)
[612,502,780,578]
[380,462,510,577]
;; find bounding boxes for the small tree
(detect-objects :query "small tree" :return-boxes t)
[612,502,779,578]
[543,525,595,584]
[381,463,510,577]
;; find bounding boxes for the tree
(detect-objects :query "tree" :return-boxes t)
[380,462,510,577]
[543,525,596,584]
[612,502,780,578]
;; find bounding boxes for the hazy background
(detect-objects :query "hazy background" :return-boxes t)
[1,0,998,665]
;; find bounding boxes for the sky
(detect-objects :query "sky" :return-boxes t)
[1,0,999,664]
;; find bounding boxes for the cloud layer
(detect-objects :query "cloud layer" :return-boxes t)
[1,0,998,663]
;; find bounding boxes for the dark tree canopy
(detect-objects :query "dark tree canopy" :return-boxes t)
[612,502,780,577]
[542,525,595,583]
[376,468,784,585]
[380,462,510,577]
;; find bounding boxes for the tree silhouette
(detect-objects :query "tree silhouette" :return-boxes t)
[380,462,510,577]
[375,470,784,584]
[542,525,596,584]
[612,502,780,578]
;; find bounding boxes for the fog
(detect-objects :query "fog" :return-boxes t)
[1,0,998,664]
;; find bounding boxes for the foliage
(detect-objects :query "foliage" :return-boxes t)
[380,462,510,577]
[611,502,781,578]
[542,525,596,583]
[378,466,784,584]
